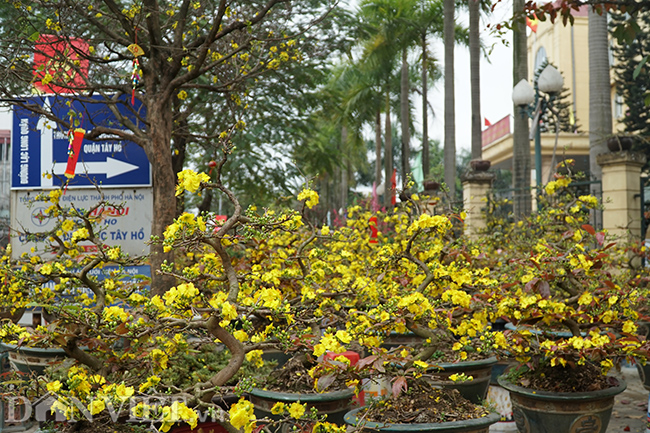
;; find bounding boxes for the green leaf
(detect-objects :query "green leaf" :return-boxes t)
[28,32,40,42]
[644,93,650,107]
[633,55,649,80]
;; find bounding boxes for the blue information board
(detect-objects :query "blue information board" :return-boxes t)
[12,95,150,189]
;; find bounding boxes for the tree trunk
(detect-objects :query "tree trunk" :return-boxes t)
[384,88,393,207]
[422,32,429,179]
[321,176,330,219]
[333,164,341,212]
[469,0,482,161]
[375,109,382,187]
[588,7,611,184]
[400,49,411,184]
[512,0,531,218]
[172,116,188,217]
[146,97,178,295]
[341,125,349,210]
[443,0,456,199]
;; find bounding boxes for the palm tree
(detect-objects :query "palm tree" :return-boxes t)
[469,0,482,161]
[512,0,531,218]
[443,0,456,199]
[360,0,415,206]
[360,0,453,202]
[588,7,611,187]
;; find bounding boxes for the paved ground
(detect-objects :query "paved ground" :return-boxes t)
[607,365,649,433]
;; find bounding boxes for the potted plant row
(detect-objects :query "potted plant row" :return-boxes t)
[478,169,649,433]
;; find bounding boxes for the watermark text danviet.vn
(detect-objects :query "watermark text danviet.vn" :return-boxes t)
[3,395,224,425]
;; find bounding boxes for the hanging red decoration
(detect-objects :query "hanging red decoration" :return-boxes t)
[65,128,85,179]
[128,39,144,106]
[208,160,217,176]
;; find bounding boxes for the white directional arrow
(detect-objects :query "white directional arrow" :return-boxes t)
[36,97,53,188]
[53,157,139,178]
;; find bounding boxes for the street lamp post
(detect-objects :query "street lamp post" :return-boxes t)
[512,65,564,189]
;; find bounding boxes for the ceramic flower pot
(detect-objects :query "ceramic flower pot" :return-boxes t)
[169,421,228,433]
[606,136,634,152]
[249,388,354,426]
[381,332,424,350]
[0,307,25,324]
[423,180,441,192]
[497,376,626,433]
[469,160,491,172]
[0,342,67,375]
[427,357,498,404]
[344,407,500,433]
[635,361,650,392]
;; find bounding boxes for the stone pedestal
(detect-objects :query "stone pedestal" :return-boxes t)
[461,171,496,239]
[597,151,646,241]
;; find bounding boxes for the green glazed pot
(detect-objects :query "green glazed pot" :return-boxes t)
[344,408,500,433]
[498,375,626,433]
[249,388,354,426]
[0,342,67,375]
[635,362,650,391]
[427,357,498,404]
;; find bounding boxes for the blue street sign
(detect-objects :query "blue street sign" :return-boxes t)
[12,95,150,189]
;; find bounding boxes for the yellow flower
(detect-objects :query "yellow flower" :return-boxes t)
[61,219,75,232]
[138,375,161,392]
[103,306,129,323]
[229,398,256,433]
[39,263,53,275]
[47,380,62,393]
[577,292,593,306]
[106,247,121,260]
[271,402,285,415]
[335,330,352,344]
[102,307,129,322]
[115,384,134,402]
[622,321,637,334]
[245,350,264,368]
[297,188,319,209]
[233,330,248,342]
[288,402,306,419]
[88,399,106,415]
[413,360,429,369]
[176,169,210,196]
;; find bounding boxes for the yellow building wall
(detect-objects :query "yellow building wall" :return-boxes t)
[527,15,591,132]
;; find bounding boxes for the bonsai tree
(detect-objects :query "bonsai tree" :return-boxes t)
[0,131,354,433]
[478,171,650,390]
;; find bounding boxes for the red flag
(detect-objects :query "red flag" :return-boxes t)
[390,169,397,206]
[64,128,85,178]
[526,14,539,33]
[484,118,492,127]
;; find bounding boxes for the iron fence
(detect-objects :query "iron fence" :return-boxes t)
[488,179,603,230]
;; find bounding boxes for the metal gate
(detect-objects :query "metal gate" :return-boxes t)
[489,179,603,229]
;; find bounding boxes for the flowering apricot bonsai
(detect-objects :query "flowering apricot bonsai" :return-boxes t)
[480,173,650,390]
[0,138,360,432]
